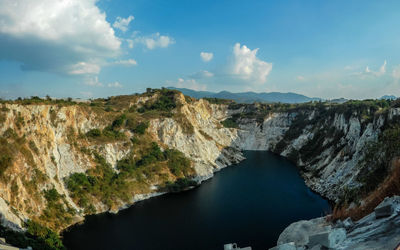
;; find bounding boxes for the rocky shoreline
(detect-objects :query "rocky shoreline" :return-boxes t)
[270,196,400,250]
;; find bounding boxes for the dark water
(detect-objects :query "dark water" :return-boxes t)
[63,151,330,250]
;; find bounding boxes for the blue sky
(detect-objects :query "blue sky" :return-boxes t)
[1,0,400,99]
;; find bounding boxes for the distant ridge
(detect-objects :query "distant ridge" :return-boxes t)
[167,87,321,104]
[380,95,397,100]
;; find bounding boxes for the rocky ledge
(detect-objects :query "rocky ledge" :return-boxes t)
[271,196,400,250]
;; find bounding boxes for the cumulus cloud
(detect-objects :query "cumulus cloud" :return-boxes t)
[170,78,207,91]
[110,59,137,66]
[131,33,174,50]
[0,0,121,75]
[113,15,134,32]
[69,62,101,75]
[231,43,272,84]
[355,60,387,78]
[107,82,123,88]
[200,52,213,62]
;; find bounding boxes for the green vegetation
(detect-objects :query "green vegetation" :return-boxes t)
[0,138,13,178]
[65,141,194,211]
[203,98,234,105]
[131,121,149,135]
[86,125,125,143]
[355,126,400,196]
[0,221,64,250]
[40,188,75,230]
[139,88,178,114]
[164,149,192,176]
[221,118,239,128]
[26,220,65,249]
[162,178,197,192]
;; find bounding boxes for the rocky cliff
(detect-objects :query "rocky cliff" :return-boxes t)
[0,91,246,234]
[231,104,400,203]
[0,90,399,249]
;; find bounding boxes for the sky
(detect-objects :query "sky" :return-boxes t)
[1,0,400,100]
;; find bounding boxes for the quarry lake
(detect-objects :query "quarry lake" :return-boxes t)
[62,151,331,250]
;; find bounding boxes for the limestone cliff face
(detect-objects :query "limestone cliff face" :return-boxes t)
[0,104,131,229]
[0,94,398,235]
[231,107,400,202]
[0,96,244,231]
[149,97,243,181]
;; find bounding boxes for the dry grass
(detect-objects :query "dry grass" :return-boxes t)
[331,157,400,221]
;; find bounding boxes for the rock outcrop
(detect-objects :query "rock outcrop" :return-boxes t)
[271,196,400,250]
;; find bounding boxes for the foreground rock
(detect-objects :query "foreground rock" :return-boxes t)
[271,196,400,250]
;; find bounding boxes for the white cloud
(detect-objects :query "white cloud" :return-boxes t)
[110,59,137,66]
[231,43,272,84]
[296,75,306,81]
[107,82,123,88]
[131,33,175,50]
[200,52,213,62]
[392,65,400,80]
[69,62,101,75]
[113,15,134,32]
[171,78,207,91]
[190,70,214,79]
[126,39,134,49]
[0,0,121,75]
[84,76,103,87]
[355,60,387,78]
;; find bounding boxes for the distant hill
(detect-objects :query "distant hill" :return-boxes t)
[380,95,397,100]
[328,98,348,104]
[167,87,321,104]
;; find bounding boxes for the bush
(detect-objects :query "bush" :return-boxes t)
[44,188,61,203]
[164,178,197,193]
[164,149,192,176]
[0,223,65,250]
[221,118,239,128]
[86,129,101,137]
[132,121,149,135]
[111,114,126,129]
[26,220,65,250]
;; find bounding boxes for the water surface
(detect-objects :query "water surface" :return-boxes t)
[63,151,330,250]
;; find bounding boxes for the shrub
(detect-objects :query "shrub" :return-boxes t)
[164,178,197,192]
[111,114,126,129]
[44,188,61,204]
[133,121,149,135]
[164,149,192,176]
[221,118,239,128]
[86,129,101,137]
[26,220,65,250]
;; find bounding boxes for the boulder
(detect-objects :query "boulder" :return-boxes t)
[342,217,354,229]
[308,228,346,249]
[269,242,297,250]
[277,218,330,247]
[375,197,394,218]
[309,244,327,250]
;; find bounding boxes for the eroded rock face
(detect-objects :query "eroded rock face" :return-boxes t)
[273,196,400,250]
[231,107,397,203]
[0,95,398,237]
